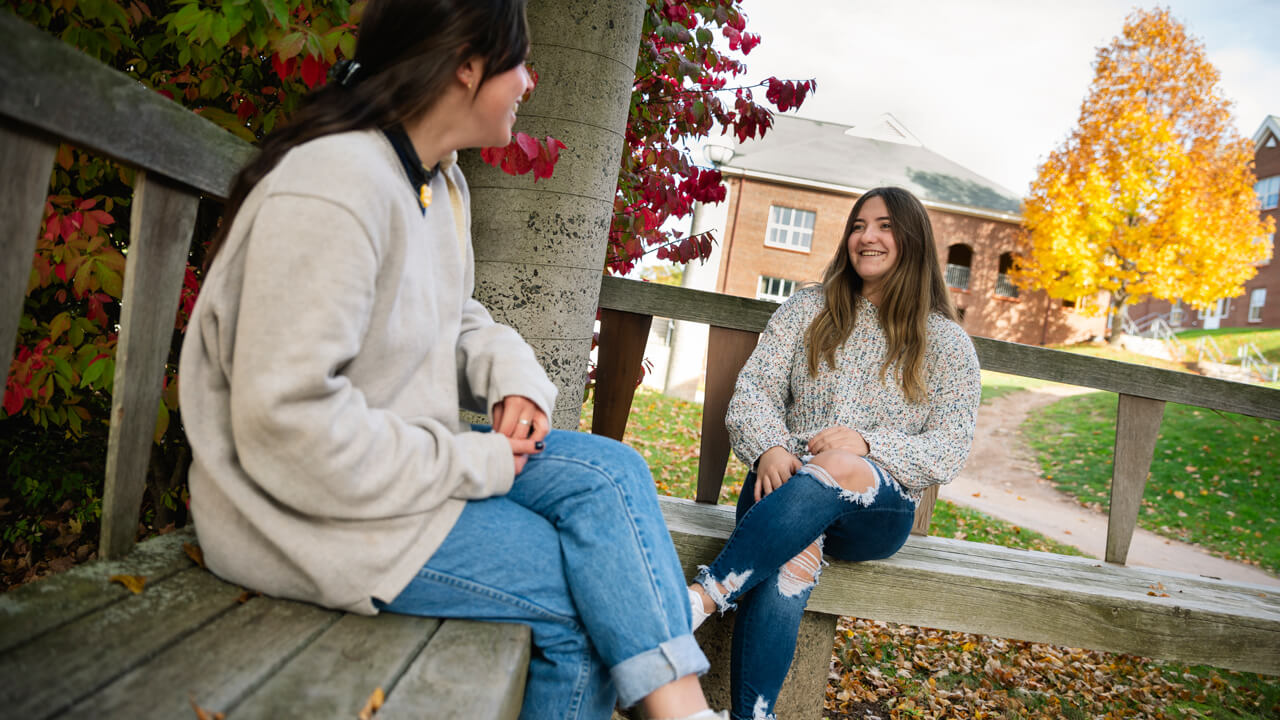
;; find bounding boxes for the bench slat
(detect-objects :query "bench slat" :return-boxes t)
[100,173,201,559]
[0,120,56,389]
[0,568,244,720]
[660,496,1280,675]
[0,529,194,653]
[232,613,441,719]
[63,596,338,719]
[592,308,653,439]
[377,619,531,720]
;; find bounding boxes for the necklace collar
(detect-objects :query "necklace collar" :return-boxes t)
[383,125,440,214]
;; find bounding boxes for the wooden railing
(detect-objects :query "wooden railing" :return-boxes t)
[592,275,1280,565]
[1,13,250,558]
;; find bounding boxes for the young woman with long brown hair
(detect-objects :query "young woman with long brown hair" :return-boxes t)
[686,187,982,720]
[179,1,721,717]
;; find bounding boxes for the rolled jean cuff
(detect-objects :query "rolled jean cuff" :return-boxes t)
[610,633,710,707]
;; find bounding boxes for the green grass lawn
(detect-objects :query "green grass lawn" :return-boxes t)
[1175,327,1280,364]
[1022,391,1280,574]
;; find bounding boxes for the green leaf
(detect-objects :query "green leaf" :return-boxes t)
[277,31,305,60]
[154,401,170,444]
[338,31,356,59]
[94,262,123,299]
[198,107,257,143]
[80,357,108,388]
[51,355,75,382]
[696,27,712,45]
[172,3,202,32]
[48,312,72,342]
[211,14,231,46]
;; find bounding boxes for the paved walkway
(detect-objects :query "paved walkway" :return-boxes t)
[941,385,1280,588]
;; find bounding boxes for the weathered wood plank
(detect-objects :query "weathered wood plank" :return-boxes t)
[659,496,1280,675]
[232,614,441,720]
[598,277,1280,421]
[0,528,194,653]
[697,326,758,504]
[599,275,778,334]
[378,619,531,720]
[591,308,653,441]
[63,596,338,719]
[0,568,244,720]
[0,12,252,200]
[99,173,200,559]
[1107,394,1166,564]
[0,120,56,390]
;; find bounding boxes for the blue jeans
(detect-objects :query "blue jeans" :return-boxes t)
[378,429,708,719]
[695,459,918,720]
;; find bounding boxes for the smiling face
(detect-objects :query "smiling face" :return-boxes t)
[846,195,900,304]
[468,60,533,148]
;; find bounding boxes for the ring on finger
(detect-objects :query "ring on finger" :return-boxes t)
[518,419,531,425]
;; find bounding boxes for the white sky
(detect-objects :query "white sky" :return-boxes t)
[731,0,1280,196]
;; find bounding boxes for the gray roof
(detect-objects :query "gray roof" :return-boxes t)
[721,115,1023,215]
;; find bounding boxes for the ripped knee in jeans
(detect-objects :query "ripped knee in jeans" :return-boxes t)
[777,537,825,597]
[802,450,881,505]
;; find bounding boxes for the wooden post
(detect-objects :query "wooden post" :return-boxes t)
[910,485,939,536]
[591,308,653,441]
[100,172,199,559]
[0,121,56,387]
[1106,393,1165,565]
[696,326,758,504]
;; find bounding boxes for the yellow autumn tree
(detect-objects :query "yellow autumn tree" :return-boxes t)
[1014,8,1273,341]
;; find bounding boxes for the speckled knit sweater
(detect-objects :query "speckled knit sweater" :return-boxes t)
[725,285,982,497]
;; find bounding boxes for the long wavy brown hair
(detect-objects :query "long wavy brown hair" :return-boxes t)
[205,0,530,269]
[804,187,957,403]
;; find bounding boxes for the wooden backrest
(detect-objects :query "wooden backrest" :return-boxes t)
[0,14,252,558]
[592,276,1280,563]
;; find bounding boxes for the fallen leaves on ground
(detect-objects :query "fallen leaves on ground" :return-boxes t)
[108,574,146,594]
[826,618,1279,719]
[189,695,225,720]
[357,687,385,720]
[183,542,205,568]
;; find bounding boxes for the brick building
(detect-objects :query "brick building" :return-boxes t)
[706,114,1105,345]
[1127,115,1280,330]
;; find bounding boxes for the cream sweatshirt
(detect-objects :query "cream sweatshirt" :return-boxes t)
[179,130,558,614]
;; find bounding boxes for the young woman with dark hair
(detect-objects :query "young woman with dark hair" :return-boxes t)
[686,187,982,720]
[180,1,720,717]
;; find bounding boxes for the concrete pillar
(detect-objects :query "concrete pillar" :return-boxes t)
[460,0,646,430]
[662,197,730,400]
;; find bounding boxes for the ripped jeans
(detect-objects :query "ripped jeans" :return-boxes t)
[694,458,917,720]
[378,429,708,720]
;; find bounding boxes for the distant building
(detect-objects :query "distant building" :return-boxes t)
[1125,115,1279,330]
[706,114,1105,345]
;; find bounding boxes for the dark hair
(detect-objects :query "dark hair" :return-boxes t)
[206,0,530,268]
[804,187,957,402]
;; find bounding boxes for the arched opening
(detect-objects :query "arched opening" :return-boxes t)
[995,252,1019,299]
[945,244,973,290]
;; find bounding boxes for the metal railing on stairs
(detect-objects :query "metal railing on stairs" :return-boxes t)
[1238,342,1279,383]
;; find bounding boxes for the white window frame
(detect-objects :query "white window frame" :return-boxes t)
[764,205,815,252]
[1257,175,1280,210]
[757,275,796,303]
[1256,233,1275,266]
[1168,300,1184,327]
[1249,288,1266,323]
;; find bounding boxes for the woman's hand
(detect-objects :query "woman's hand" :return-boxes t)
[808,426,869,456]
[491,395,550,441]
[755,446,802,502]
[492,396,549,475]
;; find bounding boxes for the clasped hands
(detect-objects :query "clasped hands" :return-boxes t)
[491,395,549,474]
[754,425,869,501]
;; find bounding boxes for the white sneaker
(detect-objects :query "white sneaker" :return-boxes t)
[689,587,711,632]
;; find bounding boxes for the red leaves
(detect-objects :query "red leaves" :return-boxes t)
[480,133,567,181]
[765,77,815,113]
[270,53,296,83]
[299,54,328,90]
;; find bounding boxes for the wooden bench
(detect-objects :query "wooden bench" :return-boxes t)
[592,276,1280,718]
[0,14,528,719]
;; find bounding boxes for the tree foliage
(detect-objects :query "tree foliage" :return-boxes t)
[1013,8,1273,339]
[609,0,814,273]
